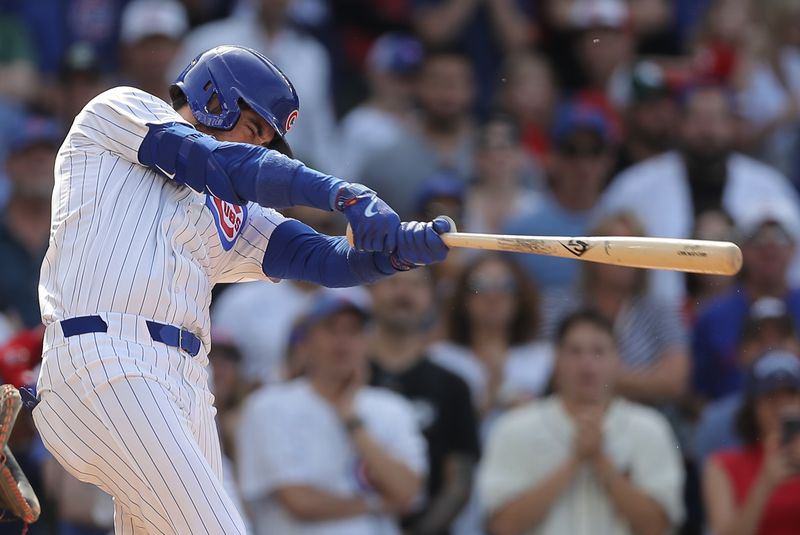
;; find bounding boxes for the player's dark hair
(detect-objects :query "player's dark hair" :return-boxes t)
[445,253,540,347]
[169,85,187,110]
[554,308,616,347]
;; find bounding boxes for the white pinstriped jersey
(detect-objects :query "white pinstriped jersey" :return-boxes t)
[39,86,287,349]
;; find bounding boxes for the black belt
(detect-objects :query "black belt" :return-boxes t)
[60,315,202,357]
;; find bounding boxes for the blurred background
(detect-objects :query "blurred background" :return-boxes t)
[2,0,800,534]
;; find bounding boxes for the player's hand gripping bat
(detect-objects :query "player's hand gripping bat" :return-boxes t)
[347,216,742,276]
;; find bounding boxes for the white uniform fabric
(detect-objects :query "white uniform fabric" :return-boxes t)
[34,86,288,534]
[237,379,428,535]
[477,396,686,535]
[600,150,800,302]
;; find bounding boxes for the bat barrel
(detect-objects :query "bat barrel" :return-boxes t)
[442,234,743,276]
[345,224,743,276]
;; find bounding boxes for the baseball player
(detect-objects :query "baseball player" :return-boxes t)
[32,45,451,534]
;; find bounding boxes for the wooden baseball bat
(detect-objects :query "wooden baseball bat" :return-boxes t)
[346,219,743,275]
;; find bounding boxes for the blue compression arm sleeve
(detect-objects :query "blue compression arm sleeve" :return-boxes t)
[262,219,397,286]
[137,122,345,210]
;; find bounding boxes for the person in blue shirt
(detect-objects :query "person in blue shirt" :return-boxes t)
[503,100,615,292]
[692,211,800,402]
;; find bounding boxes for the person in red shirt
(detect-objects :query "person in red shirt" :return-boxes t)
[703,349,800,535]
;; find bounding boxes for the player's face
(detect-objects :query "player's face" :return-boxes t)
[555,322,618,404]
[208,107,276,147]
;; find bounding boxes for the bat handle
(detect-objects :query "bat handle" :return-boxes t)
[345,215,457,251]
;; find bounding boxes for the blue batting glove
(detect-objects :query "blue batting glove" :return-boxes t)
[334,183,400,252]
[392,217,452,270]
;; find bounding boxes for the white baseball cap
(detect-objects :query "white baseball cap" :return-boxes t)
[736,199,800,243]
[120,0,188,44]
[570,0,629,30]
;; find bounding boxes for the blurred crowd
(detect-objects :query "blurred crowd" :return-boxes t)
[2,0,800,534]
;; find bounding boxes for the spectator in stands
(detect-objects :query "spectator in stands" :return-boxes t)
[172,0,338,170]
[208,330,257,466]
[118,0,189,103]
[0,116,60,329]
[614,60,677,174]
[431,253,552,423]
[734,0,800,180]
[703,350,800,535]
[236,290,427,535]
[360,48,477,218]
[688,0,757,86]
[478,308,685,535]
[0,11,39,106]
[497,51,557,166]
[544,213,690,406]
[694,298,800,466]
[565,0,635,122]
[693,202,800,402]
[684,209,737,324]
[211,205,343,386]
[410,0,536,112]
[429,254,550,535]
[337,34,423,179]
[53,43,110,132]
[601,83,800,303]
[369,268,480,535]
[462,115,543,234]
[504,100,614,294]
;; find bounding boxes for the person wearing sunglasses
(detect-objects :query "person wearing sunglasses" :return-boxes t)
[504,100,615,298]
[429,253,554,535]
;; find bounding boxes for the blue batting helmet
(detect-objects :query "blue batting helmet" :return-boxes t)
[170,45,299,157]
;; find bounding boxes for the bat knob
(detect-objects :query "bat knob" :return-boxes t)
[435,215,457,234]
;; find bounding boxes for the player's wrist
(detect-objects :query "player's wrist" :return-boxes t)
[332,183,375,212]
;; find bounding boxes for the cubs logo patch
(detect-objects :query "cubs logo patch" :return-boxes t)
[285,110,298,132]
[205,194,247,251]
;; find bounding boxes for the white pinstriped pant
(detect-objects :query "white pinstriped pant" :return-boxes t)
[32,314,248,534]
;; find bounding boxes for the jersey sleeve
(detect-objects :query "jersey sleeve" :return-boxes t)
[72,86,192,163]
[215,203,289,284]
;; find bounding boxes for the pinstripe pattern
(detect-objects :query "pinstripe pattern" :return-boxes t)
[36,87,286,533]
[39,86,288,349]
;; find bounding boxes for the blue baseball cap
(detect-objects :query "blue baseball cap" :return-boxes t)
[367,33,424,74]
[9,116,63,153]
[747,350,800,396]
[414,172,466,211]
[552,101,611,146]
[289,289,371,346]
